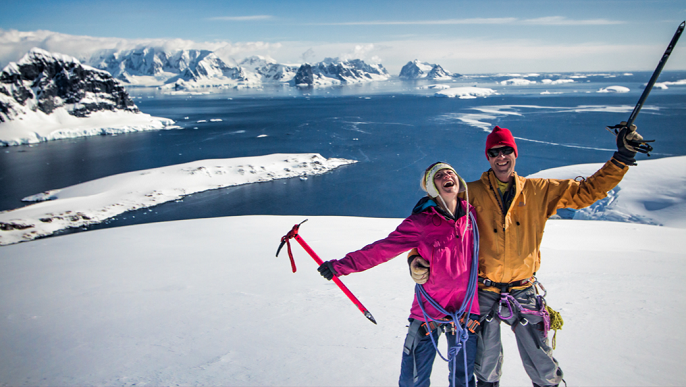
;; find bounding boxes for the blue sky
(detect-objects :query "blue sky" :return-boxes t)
[1,0,685,73]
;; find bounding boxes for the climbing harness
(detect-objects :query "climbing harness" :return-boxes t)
[413,211,479,387]
[484,277,563,349]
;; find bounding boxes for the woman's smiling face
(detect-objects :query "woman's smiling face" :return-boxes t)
[433,168,459,197]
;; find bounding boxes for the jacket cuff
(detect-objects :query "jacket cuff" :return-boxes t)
[612,151,635,167]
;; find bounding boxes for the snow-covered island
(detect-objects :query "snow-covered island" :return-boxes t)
[0,156,684,386]
[597,86,630,93]
[0,153,356,245]
[293,58,391,87]
[0,48,175,146]
[434,86,497,99]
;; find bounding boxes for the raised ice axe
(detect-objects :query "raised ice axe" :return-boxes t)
[277,219,377,325]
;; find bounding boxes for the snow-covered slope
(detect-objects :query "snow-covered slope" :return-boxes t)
[0,48,174,146]
[528,156,686,228]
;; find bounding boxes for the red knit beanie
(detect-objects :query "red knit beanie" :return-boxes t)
[485,126,518,159]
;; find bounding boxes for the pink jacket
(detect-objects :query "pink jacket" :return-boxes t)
[332,198,479,320]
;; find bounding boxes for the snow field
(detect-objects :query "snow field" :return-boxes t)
[0,215,684,386]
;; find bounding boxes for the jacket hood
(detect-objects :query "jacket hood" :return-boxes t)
[412,196,466,220]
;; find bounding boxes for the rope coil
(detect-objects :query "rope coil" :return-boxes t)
[414,211,479,387]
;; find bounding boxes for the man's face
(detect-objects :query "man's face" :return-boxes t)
[487,145,516,183]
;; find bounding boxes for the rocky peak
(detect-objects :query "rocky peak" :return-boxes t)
[0,48,138,122]
[399,59,457,79]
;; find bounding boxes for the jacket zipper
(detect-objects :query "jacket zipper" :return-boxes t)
[488,171,507,232]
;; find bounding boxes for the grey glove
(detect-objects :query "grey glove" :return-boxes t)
[408,254,430,284]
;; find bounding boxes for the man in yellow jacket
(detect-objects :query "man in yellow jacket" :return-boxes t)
[409,124,641,387]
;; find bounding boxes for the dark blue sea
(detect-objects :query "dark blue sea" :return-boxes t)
[2,72,686,234]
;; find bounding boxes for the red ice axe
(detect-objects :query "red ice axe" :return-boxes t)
[276,219,377,325]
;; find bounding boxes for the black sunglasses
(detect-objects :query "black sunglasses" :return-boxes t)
[487,146,515,158]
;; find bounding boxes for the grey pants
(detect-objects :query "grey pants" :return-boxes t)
[474,287,563,387]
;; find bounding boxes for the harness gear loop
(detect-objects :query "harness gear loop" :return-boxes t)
[533,278,548,298]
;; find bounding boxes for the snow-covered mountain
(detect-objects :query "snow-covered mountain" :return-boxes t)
[0,48,138,123]
[239,55,299,84]
[293,58,391,86]
[0,48,174,146]
[11,47,395,91]
[87,47,252,89]
[399,59,458,80]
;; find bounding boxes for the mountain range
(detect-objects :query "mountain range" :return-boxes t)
[0,47,462,125]
[85,48,395,89]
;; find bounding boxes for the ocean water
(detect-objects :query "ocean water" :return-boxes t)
[1,72,685,233]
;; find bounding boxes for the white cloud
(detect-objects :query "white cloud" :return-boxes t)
[311,18,517,26]
[0,29,281,68]
[338,44,376,61]
[521,16,626,25]
[300,48,316,63]
[208,15,274,21]
[268,37,668,74]
[309,16,625,26]
[2,28,683,76]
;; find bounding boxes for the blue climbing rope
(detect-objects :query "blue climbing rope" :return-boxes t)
[414,211,479,387]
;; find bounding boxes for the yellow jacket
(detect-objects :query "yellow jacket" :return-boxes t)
[467,158,629,292]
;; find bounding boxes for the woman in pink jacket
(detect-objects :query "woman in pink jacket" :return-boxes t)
[318,162,480,387]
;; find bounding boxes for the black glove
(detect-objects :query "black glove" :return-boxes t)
[318,261,338,280]
[613,122,644,166]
